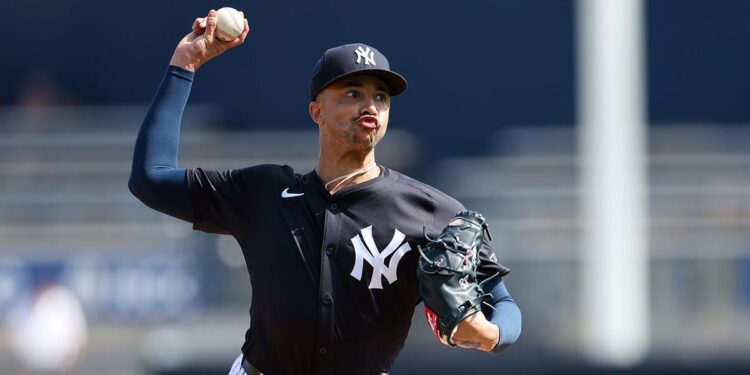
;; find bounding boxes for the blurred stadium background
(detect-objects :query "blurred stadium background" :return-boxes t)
[2,0,750,374]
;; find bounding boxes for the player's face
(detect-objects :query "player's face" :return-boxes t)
[311,75,391,150]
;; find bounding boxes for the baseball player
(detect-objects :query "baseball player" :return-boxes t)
[129,10,521,375]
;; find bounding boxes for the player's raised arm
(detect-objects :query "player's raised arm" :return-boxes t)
[128,10,249,222]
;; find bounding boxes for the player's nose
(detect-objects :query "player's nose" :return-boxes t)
[360,97,378,115]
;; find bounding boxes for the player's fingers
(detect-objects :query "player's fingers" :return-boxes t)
[226,19,249,48]
[231,18,250,46]
[204,9,217,42]
[192,17,205,32]
[190,18,207,38]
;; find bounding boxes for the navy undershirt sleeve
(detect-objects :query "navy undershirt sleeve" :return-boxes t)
[482,278,522,353]
[128,65,195,222]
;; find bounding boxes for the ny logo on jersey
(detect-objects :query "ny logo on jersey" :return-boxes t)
[350,226,411,289]
[354,46,376,66]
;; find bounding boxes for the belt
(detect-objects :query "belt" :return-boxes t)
[241,358,263,375]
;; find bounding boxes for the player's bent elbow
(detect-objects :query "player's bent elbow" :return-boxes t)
[128,169,158,206]
[127,168,193,222]
[128,173,143,200]
[128,172,146,200]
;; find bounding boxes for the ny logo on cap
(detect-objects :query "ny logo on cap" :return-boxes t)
[354,46,376,66]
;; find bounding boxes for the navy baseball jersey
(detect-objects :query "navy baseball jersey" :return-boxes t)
[187,164,509,374]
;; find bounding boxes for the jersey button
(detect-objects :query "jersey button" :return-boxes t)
[329,203,338,211]
[326,245,334,255]
[322,295,332,305]
[319,346,328,355]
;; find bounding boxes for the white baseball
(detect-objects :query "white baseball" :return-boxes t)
[215,7,245,42]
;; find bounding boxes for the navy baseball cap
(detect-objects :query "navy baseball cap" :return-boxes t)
[310,43,408,101]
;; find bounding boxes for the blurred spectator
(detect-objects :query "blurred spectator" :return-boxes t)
[6,284,89,374]
[17,71,65,108]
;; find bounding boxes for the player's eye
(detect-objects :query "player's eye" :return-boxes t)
[346,90,360,98]
[375,93,388,102]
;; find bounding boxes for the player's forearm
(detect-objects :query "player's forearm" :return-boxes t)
[483,279,522,353]
[128,66,194,221]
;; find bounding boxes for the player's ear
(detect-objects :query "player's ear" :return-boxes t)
[309,100,323,125]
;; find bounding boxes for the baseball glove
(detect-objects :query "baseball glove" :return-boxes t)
[417,210,498,346]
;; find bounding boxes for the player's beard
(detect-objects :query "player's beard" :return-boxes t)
[344,123,383,150]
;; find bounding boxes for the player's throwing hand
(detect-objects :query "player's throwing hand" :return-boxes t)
[169,9,250,72]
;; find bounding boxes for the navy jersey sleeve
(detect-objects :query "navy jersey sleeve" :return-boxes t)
[476,232,511,280]
[186,165,277,236]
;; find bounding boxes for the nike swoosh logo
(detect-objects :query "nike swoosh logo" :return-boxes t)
[281,188,305,198]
